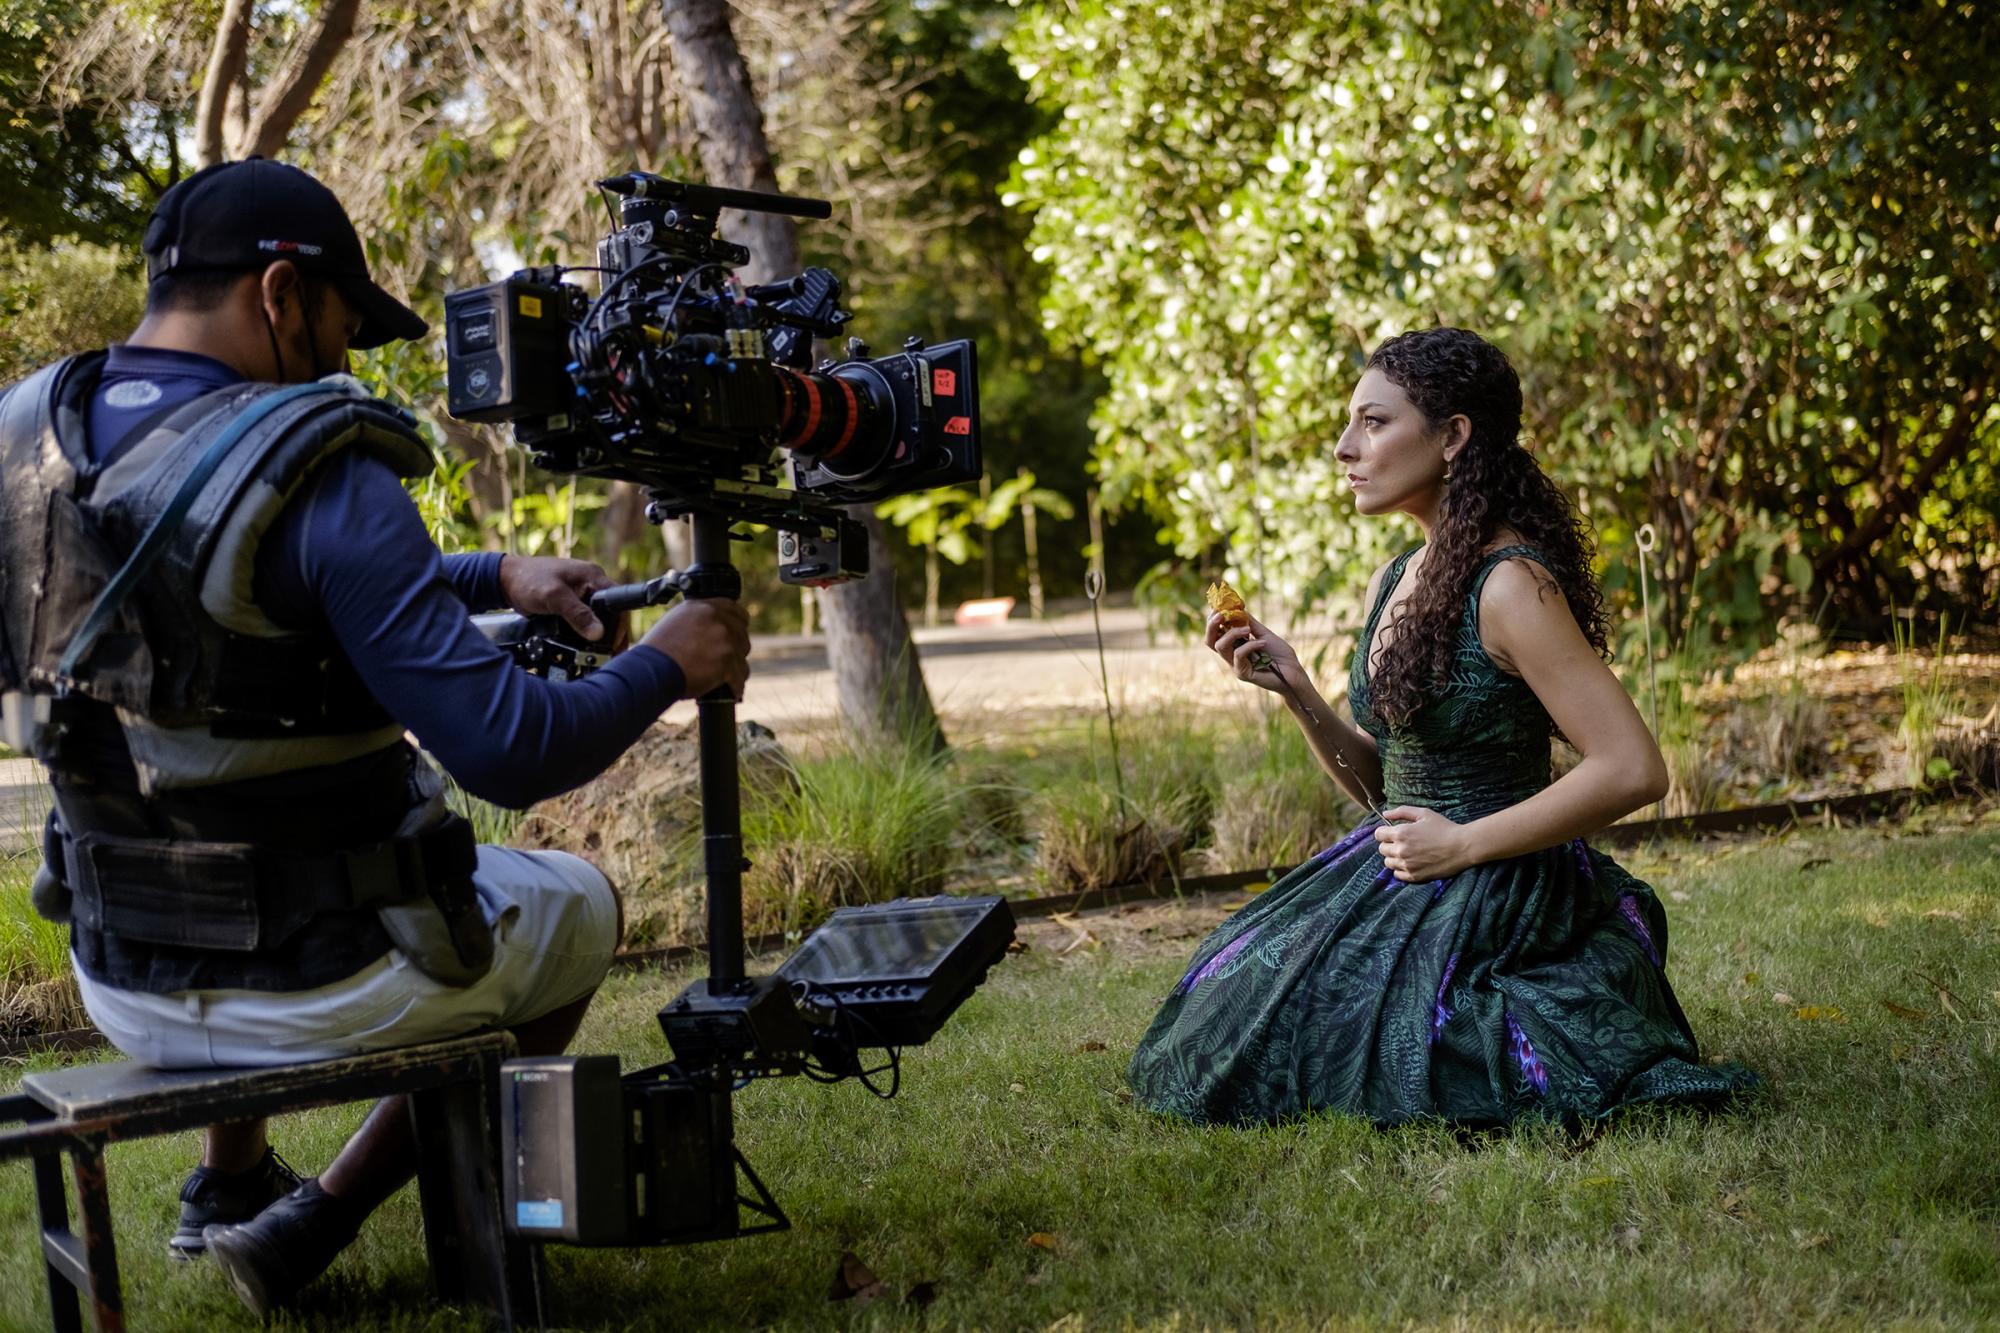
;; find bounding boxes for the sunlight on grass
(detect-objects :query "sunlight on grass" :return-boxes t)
[1,817,1996,1328]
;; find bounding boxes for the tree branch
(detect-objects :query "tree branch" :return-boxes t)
[1813,380,1994,584]
[195,0,255,167]
[241,0,363,160]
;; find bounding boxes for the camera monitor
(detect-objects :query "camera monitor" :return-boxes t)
[775,895,1015,1047]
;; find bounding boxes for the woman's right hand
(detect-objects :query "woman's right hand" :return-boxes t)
[1206,610,1303,696]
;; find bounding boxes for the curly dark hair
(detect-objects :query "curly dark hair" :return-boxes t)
[1365,327,1608,730]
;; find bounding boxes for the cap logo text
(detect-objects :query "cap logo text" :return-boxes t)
[257,240,324,256]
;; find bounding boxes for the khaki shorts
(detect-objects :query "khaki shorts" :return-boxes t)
[76,846,618,1069]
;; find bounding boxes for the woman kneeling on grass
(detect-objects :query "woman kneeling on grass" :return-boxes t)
[1128,327,1759,1127]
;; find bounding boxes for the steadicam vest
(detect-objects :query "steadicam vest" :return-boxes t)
[0,354,491,993]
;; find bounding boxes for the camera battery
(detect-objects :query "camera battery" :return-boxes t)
[499,1054,630,1244]
[444,276,575,424]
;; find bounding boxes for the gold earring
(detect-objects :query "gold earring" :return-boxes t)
[1442,464,1452,482]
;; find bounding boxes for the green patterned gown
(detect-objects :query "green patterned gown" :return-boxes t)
[1129,545,1759,1127]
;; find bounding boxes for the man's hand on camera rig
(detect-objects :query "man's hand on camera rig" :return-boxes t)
[476,569,749,698]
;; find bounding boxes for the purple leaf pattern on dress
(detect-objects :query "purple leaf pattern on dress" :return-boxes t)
[1176,925,1262,994]
[1430,877,1451,900]
[1571,838,1595,881]
[1617,894,1662,967]
[1374,865,1399,891]
[1505,1010,1549,1095]
[1312,820,1378,866]
[1431,952,1460,1044]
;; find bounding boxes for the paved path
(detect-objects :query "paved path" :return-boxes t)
[2,756,46,849]
[732,604,1286,744]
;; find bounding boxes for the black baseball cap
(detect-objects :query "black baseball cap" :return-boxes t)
[143,158,428,349]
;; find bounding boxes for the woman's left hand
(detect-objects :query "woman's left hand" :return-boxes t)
[1373,806,1478,882]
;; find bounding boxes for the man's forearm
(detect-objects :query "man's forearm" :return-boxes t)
[441,551,505,611]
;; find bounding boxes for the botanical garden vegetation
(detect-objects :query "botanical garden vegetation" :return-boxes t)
[0,3,1998,1324]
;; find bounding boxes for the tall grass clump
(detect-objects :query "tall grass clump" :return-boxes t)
[0,841,82,1037]
[1206,704,1356,872]
[739,742,983,938]
[1894,614,1968,788]
[1029,719,1218,893]
[441,771,526,845]
[1655,656,1724,817]
[1728,676,1831,794]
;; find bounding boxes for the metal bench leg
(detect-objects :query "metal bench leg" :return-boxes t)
[32,1148,82,1333]
[412,1066,543,1331]
[70,1143,124,1333]
[410,1087,467,1302]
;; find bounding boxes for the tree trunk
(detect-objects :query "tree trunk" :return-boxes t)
[599,480,652,577]
[821,511,945,750]
[1023,482,1044,619]
[662,0,944,752]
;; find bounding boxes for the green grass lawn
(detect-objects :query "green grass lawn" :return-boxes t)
[2,812,1998,1330]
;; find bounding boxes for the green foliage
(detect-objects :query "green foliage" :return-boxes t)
[1028,719,1218,892]
[1208,703,1359,871]
[1008,0,2000,642]
[1893,615,1967,790]
[739,743,984,937]
[0,237,145,382]
[0,2,158,247]
[877,467,1072,567]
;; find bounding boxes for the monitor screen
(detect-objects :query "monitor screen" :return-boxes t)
[779,906,984,984]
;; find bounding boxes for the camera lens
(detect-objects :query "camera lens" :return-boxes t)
[776,363,898,482]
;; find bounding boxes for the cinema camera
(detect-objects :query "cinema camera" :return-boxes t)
[443,171,981,589]
[442,176,1014,1250]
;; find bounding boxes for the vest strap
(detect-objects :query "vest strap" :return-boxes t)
[57,813,478,952]
[54,381,346,686]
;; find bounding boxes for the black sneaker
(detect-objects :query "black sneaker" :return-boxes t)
[168,1148,302,1260]
[203,1178,364,1320]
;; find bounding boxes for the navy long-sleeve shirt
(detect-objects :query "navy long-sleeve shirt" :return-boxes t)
[84,345,684,808]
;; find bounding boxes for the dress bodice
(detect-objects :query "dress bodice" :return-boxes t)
[1350,544,1555,820]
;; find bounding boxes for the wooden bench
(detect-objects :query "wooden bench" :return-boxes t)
[0,1030,542,1332]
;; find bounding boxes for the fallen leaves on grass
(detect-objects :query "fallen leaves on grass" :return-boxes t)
[1047,911,1100,957]
[1882,1000,1930,1022]
[1026,1232,1059,1252]
[1772,991,1797,1006]
[1075,1039,1107,1052]
[1792,1005,1846,1022]
[829,1252,888,1305]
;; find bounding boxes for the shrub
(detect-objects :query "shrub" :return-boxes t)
[738,742,988,938]
[1655,663,1725,817]
[0,845,82,1038]
[1894,616,1968,789]
[1206,705,1356,872]
[1029,720,1218,893]
[1727,678,1831,791]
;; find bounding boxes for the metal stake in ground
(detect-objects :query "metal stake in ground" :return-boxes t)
[1085,569,1125,805]
[1636,522,1664,821]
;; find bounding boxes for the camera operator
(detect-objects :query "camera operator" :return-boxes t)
[0,159,749,1316]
